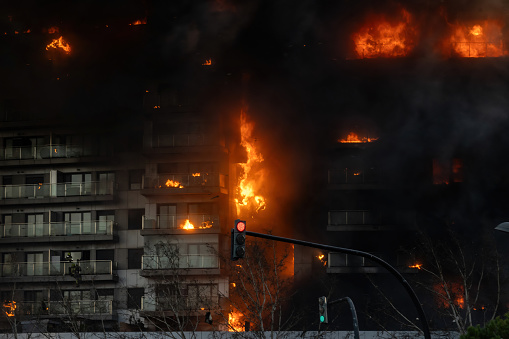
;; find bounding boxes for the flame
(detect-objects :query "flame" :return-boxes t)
[446,20,506,58]
[235,111,267,215]
[46,36,71,54]
[47,27,59,34]
[339,132,378,143]
[192,172,201,177]
[165,179,183,188]
[181,219,194,230]
[3,301,16,317]
[352,9,417,59]
[228,311,244,332]
[316,254,327,267]
[409,263,422,269]
[434,282,465,309]
[130,18,147,26]
[202,59,212,65]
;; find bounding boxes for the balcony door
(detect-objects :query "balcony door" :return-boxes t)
[27,213,44,237]
[26,252,44,276]
[159,205,176,229]
[64,212,92,235]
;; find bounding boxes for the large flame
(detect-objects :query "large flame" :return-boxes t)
[339,132,378,143]
[3,301,16,317]
[181,219,194,230]
[445,20,506,58]
[352,9,417,59]
[228,311,244,332]
[46,36,71,54]
[235,111,266,215]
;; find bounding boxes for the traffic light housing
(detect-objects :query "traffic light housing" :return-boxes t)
[231,219,246,260]
[319,296,328,324]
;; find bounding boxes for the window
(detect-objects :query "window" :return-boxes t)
[128,249,143,269]
[98,172,115,195]
[26,252,44,276]
[129,170,144,190]
[96,249,114,261]
[187,284,218,309]
[64,211,92,235]
[433,158,463,185]
[97,211,114,234]
[95,289,114,313]
[127,288,144,309]
[26,213,44,237]
[128,209,144,230]
[158,204,176,229]
[2,215,12,237]
[64,173,92,196]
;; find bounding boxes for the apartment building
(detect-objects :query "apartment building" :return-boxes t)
[0,68,238,332]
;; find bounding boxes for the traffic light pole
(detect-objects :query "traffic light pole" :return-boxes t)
[244,231,431,339]
[328,297,360,339]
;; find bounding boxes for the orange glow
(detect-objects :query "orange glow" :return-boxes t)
[228,311,244,332]
[192,173,201,177]
[352,9,417,59]
[445,20,506,58]
[235,110,267,215]
[3,301,16,317]
[339,132,378,143]
[409,263,422,269]
[434,282,465,309]
[46,36,71,54]
[202,59,212,65]
[181,219,194,230]
[47,27,59,34]
[316,254,327,267]
[165,179,183,188]
[130,18,147,26]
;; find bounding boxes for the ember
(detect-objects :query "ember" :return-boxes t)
[46,36,71,54]
[202,59,212,66]
[339,132,378,143]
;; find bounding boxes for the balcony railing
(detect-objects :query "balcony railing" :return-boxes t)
[0,181,114,200]
[0,260,113,277]
[141,295,219,312]
[143,214,218,230]
[0,220,114,238]
[152,134,218,148]
[328,210,375,226]
[19,300,113,315]
[143,173,224,189]
[142,254,219,270]
[328,169,378,185]
[0,144,83,160]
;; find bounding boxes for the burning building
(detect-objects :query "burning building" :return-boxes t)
[0,0,509,335]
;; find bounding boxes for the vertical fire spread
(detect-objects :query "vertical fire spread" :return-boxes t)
[235,110,266,216]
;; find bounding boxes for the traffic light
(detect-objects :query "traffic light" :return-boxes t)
[231,219,246,260]
[318,296,328,324]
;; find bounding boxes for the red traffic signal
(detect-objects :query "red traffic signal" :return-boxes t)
[236,221,246,232]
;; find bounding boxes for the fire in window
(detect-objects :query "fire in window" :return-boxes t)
[433,158,463,185]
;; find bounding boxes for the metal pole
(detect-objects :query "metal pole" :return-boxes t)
[329,297,360,339]
[244,231,431,339]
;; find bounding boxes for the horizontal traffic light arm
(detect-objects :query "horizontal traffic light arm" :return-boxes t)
[244,231,430,339]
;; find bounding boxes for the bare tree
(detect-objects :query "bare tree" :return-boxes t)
[216,234,299,338]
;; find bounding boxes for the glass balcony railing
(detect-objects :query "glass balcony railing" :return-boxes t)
[141,254,219,270]
[19,300,113,315]
[142,214,218,230]
[152,134,219,148]
[0,145,83,160]
[143,173,225,189]
[141,295,218,312]
[0,181,114,200]
[0,220,114,238]
[0,260,113,277]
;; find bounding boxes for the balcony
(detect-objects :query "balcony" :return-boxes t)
[328,210,416,232]
[141,173,227,196]
[141,295,219,312]
[0,145,83,161]
[0,181,114,204]
[140,254,219,276]
[141,214,218,235]
[0,220,115,243]
[326,252,416,274]
[0,260,114,281]
[19,300,113,316]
